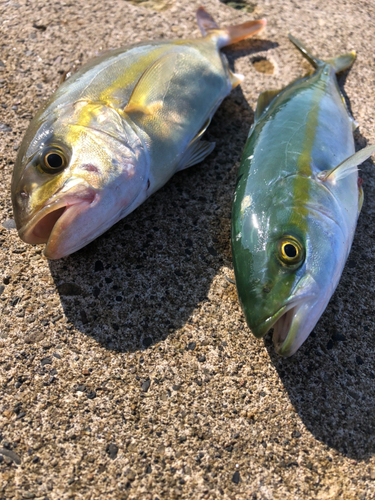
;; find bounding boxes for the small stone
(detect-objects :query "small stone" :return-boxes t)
[57,283,82,296]
[332,333,346,341]
[106,443,118,460]
[232,470,240,484]
[24,331,45,343]
[141,379,151,392]
[145,464,152,474]
[0,285,4,295]
[292,430,301,438]
[142,337,153,348]
[80,310,88,324]
[198,355,206,362]
[326,340,334,350]
[0,448,21,465]
[94,260,104,271]
[32,22,47,31]
[0,124,12,133]
[172,384,181,391]
[2,219,16,229]
[41,356,52,366]
[179,435,187,443]
[356,355,364,365]
[82,369,90,376]
[187,342,196,351]
[126,469,136,481]
[53,353,61,359]
[22,493,35,499]
[86,390,96,399]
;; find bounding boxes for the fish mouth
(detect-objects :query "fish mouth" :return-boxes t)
[254,297,311,357]
[271,301,304,356]
[18,181,97,251]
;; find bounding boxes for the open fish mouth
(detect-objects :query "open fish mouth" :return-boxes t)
[254,298,311,357]
[18,181,97,248]
[271,301,304,356]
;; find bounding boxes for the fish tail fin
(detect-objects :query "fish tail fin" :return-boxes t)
[288,34,356,73]
[196,6,266,48]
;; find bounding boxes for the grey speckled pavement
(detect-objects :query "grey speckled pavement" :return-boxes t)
[1,1,375,499]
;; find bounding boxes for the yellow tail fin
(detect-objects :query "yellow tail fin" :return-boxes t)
[196,6,266,48]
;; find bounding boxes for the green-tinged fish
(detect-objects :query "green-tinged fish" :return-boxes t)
[11,8,266,259]
[232,35,375,356]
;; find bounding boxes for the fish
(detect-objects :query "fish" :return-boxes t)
[231,35,375,357]
[11,8,266,260]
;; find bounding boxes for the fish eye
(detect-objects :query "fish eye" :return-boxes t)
[41,147,68,174]
[278,236,304,266]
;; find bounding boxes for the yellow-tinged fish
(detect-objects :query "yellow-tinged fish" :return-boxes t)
[11,8,266,259]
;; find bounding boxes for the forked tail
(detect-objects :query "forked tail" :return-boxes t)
[196,6,266,48]
[288,34,356,73]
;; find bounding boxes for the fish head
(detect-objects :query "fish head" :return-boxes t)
[233,198,344,357]
[12,101,148,259]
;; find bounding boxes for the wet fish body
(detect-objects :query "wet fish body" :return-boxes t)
[232,35,375,356]
[12,9,265,259]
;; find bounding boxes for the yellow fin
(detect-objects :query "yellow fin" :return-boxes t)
[255,89,280,120]
[196,6,266,48]
[124,52,180,116]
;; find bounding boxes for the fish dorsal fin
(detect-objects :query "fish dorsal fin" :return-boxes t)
[196,6,219,35]
[255,89,280,120]
[124,52,180,116]
[288,34,356,73]
[317,145,375,183]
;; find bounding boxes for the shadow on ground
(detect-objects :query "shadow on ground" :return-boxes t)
[264,146,375,461]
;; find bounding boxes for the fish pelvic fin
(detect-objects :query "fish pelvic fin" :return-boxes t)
[196,6,266,48]
[288,34,356,73]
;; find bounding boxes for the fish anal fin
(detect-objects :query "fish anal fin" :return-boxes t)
[230,71,244,89]
[177,140,216,171]
[124,52,179,117]
[255,89,280,120]
[317,145,375,183]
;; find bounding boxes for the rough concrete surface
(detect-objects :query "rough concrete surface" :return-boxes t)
[1,0,375,498]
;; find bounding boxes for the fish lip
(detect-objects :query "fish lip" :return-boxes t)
[271,300,305,356]
[253,296,303,338]
[17,180,97,246]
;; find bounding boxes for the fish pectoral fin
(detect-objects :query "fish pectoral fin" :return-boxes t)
[255,89,280,120]
[177,140,216,171]
[317,145,375,183]
[125,101,163,116]
[124,52,180,117]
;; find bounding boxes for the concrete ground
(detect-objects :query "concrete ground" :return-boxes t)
[1,0,375,498]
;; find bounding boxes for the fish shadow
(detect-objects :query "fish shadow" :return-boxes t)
[47,81,256,353]
[262,137,375,461]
